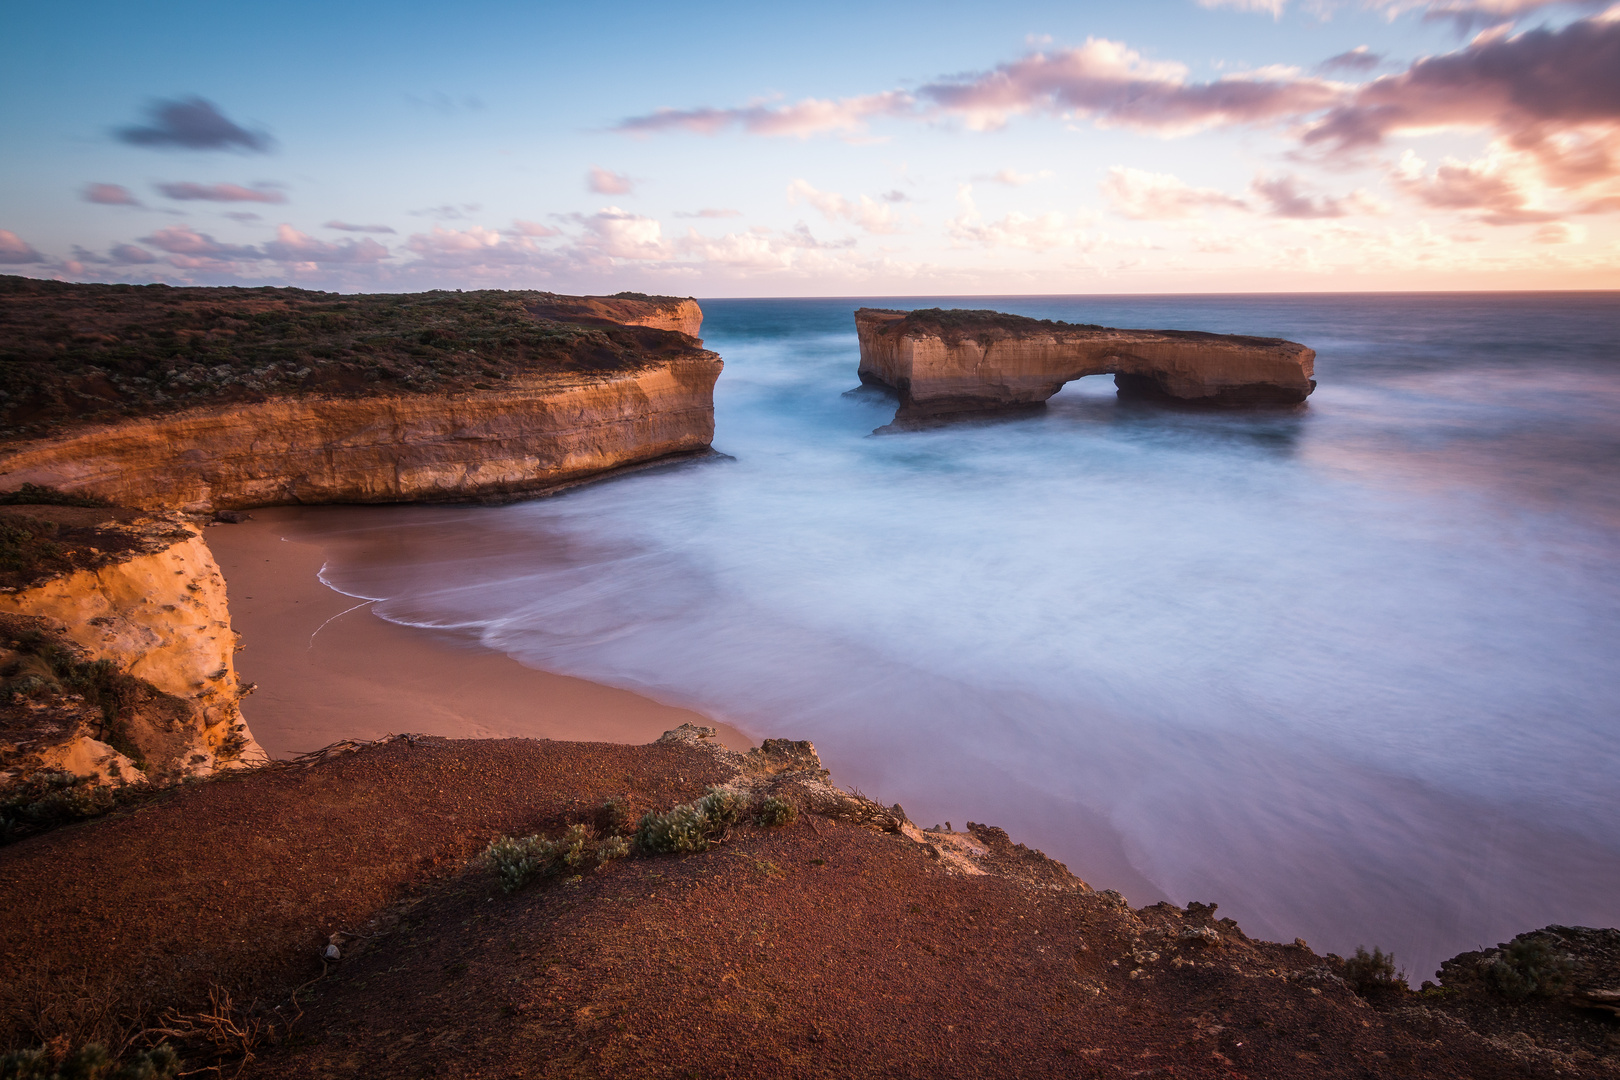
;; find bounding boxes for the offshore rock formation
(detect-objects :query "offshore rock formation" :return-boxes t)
[0,504,261,801]
[0,361,721,512]
[856,307,1316,419]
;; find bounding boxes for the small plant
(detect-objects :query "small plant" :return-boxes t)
[484,824,630,893]
[635,787,745,854]
[0,485,112,508]
[1343,946,1406,994]
[1482,937,1574,1000]
[597,796,636,836]
[0,1042,179,1080]
[756,795,798,828]
[1,772,119,845]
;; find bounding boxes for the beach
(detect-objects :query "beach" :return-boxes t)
[206,505,754,758]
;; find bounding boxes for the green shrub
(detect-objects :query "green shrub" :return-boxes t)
[0,518,65,576]
[1344,946,1406,994]
[0,485,112,508]
[1,772,118,845]
[597,796,635,836]
[756,795,798,828]
[1483,938,1574,1000]
[0,1041,177,1079]
[484,824,631,893]
[635,787,745,854]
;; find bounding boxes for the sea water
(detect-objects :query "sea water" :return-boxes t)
[312,293,1620,979]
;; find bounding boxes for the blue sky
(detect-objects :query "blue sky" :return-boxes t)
[3,0,1617,294]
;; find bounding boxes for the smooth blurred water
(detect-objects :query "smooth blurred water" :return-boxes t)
[311,293,1620,979]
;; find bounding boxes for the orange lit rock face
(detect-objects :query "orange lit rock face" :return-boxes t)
[528,296,704,339]
[0,357,722,512]
[855,308,1316,418]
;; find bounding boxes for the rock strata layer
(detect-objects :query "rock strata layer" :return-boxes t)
[0,505,261,797]
[0,359,721,512]
[856,307,1316,418]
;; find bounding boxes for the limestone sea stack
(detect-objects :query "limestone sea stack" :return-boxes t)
[0,278,721,512]
[855,307,1316,419]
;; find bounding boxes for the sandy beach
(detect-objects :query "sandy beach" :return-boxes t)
[206,505,754,758]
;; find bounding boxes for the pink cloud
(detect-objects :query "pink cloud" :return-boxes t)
[110,243,158,264]
[139,224,261,260]
[156,182,286,203]
[510,220,559,237]
[0,230,45,264]
[262,224,389,264]
[1251,174,1380,218]
[83,183,141,206]
[1102,167,1248,219]
[1303,15,1620,190]
[588,167,636,195]
[616,91,914,139]
[674,208,744,218]
[325,220,396,234]
[786,180,903,233]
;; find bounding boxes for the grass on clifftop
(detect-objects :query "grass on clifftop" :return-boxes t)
[0,276,701,439]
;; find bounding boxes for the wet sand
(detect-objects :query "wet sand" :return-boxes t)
[205,506,753,757]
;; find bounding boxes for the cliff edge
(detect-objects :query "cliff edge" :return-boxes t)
[856,307,1316,419]
[0,278,720,511]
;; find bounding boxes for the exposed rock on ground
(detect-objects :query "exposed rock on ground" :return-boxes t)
[856,307,1316,420]
[0,278,721,510]
[0,500,260,815]
[2,730,1614,1078]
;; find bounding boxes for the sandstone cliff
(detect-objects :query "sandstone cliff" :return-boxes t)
[0,360,720,512]
[856,307,1315,418]
[0,278,721,511]
[0,504,261,814]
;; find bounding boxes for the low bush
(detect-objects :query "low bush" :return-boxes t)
[1344,946,1406,994]
[1482,937,1574,1000]
[0,1041,178,1079]
[635,787,745,854]
[0,485,112,508]
[1,772,118,845]
[756,795,798,828]
[484,824,630,893]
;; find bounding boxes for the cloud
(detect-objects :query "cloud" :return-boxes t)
[83,183,141,206]
[786,180,903,233]
[588,167,636,195]
[139,224,261,261]
[1368,0,1608,33]
[1303,15,1620,190]
[1319,46,1383,73]
[1531,220,1585,242]
[110,243,158,264]
[224,212,262,222]
[916,38,1344,135]
[324,220,396,234]
[410,203,482,219]
[1251,173,1381,217]
[579,207,672,259]
[156,181,286,203]
[509,220,559,237]
[674,208,744,218]
[1102,167,1249,218]
[1391,148,1562,222]
[115,97,272,152]
[0,231,45,264]
[973,168,1053,186]
[615,91,915,139]
[262,224,389,264]
[947,185,1097,250]
[1196,0,1287,17]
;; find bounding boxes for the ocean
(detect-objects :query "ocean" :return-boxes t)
[309,293,1620,980]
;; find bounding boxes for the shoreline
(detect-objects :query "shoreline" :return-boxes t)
[206,505,754,758]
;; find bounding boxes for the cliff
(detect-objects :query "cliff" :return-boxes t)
[0,278,720,511]
[856,307,1316,418]
[0,501,261,821]
[2,729,1614,1078]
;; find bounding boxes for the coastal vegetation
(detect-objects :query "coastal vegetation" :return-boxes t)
[0,276,699,439]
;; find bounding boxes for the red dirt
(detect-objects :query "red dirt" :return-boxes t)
[2,735,1615,1078]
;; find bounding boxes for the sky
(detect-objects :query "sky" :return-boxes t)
[3,0,1619,295]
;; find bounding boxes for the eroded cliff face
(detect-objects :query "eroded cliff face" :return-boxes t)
[529,295,704,339]
[0,508,261,801]
[0,357,722,512]
[856,308,1315,418]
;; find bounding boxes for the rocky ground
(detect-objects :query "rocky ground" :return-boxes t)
[1,728,1615,1078]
